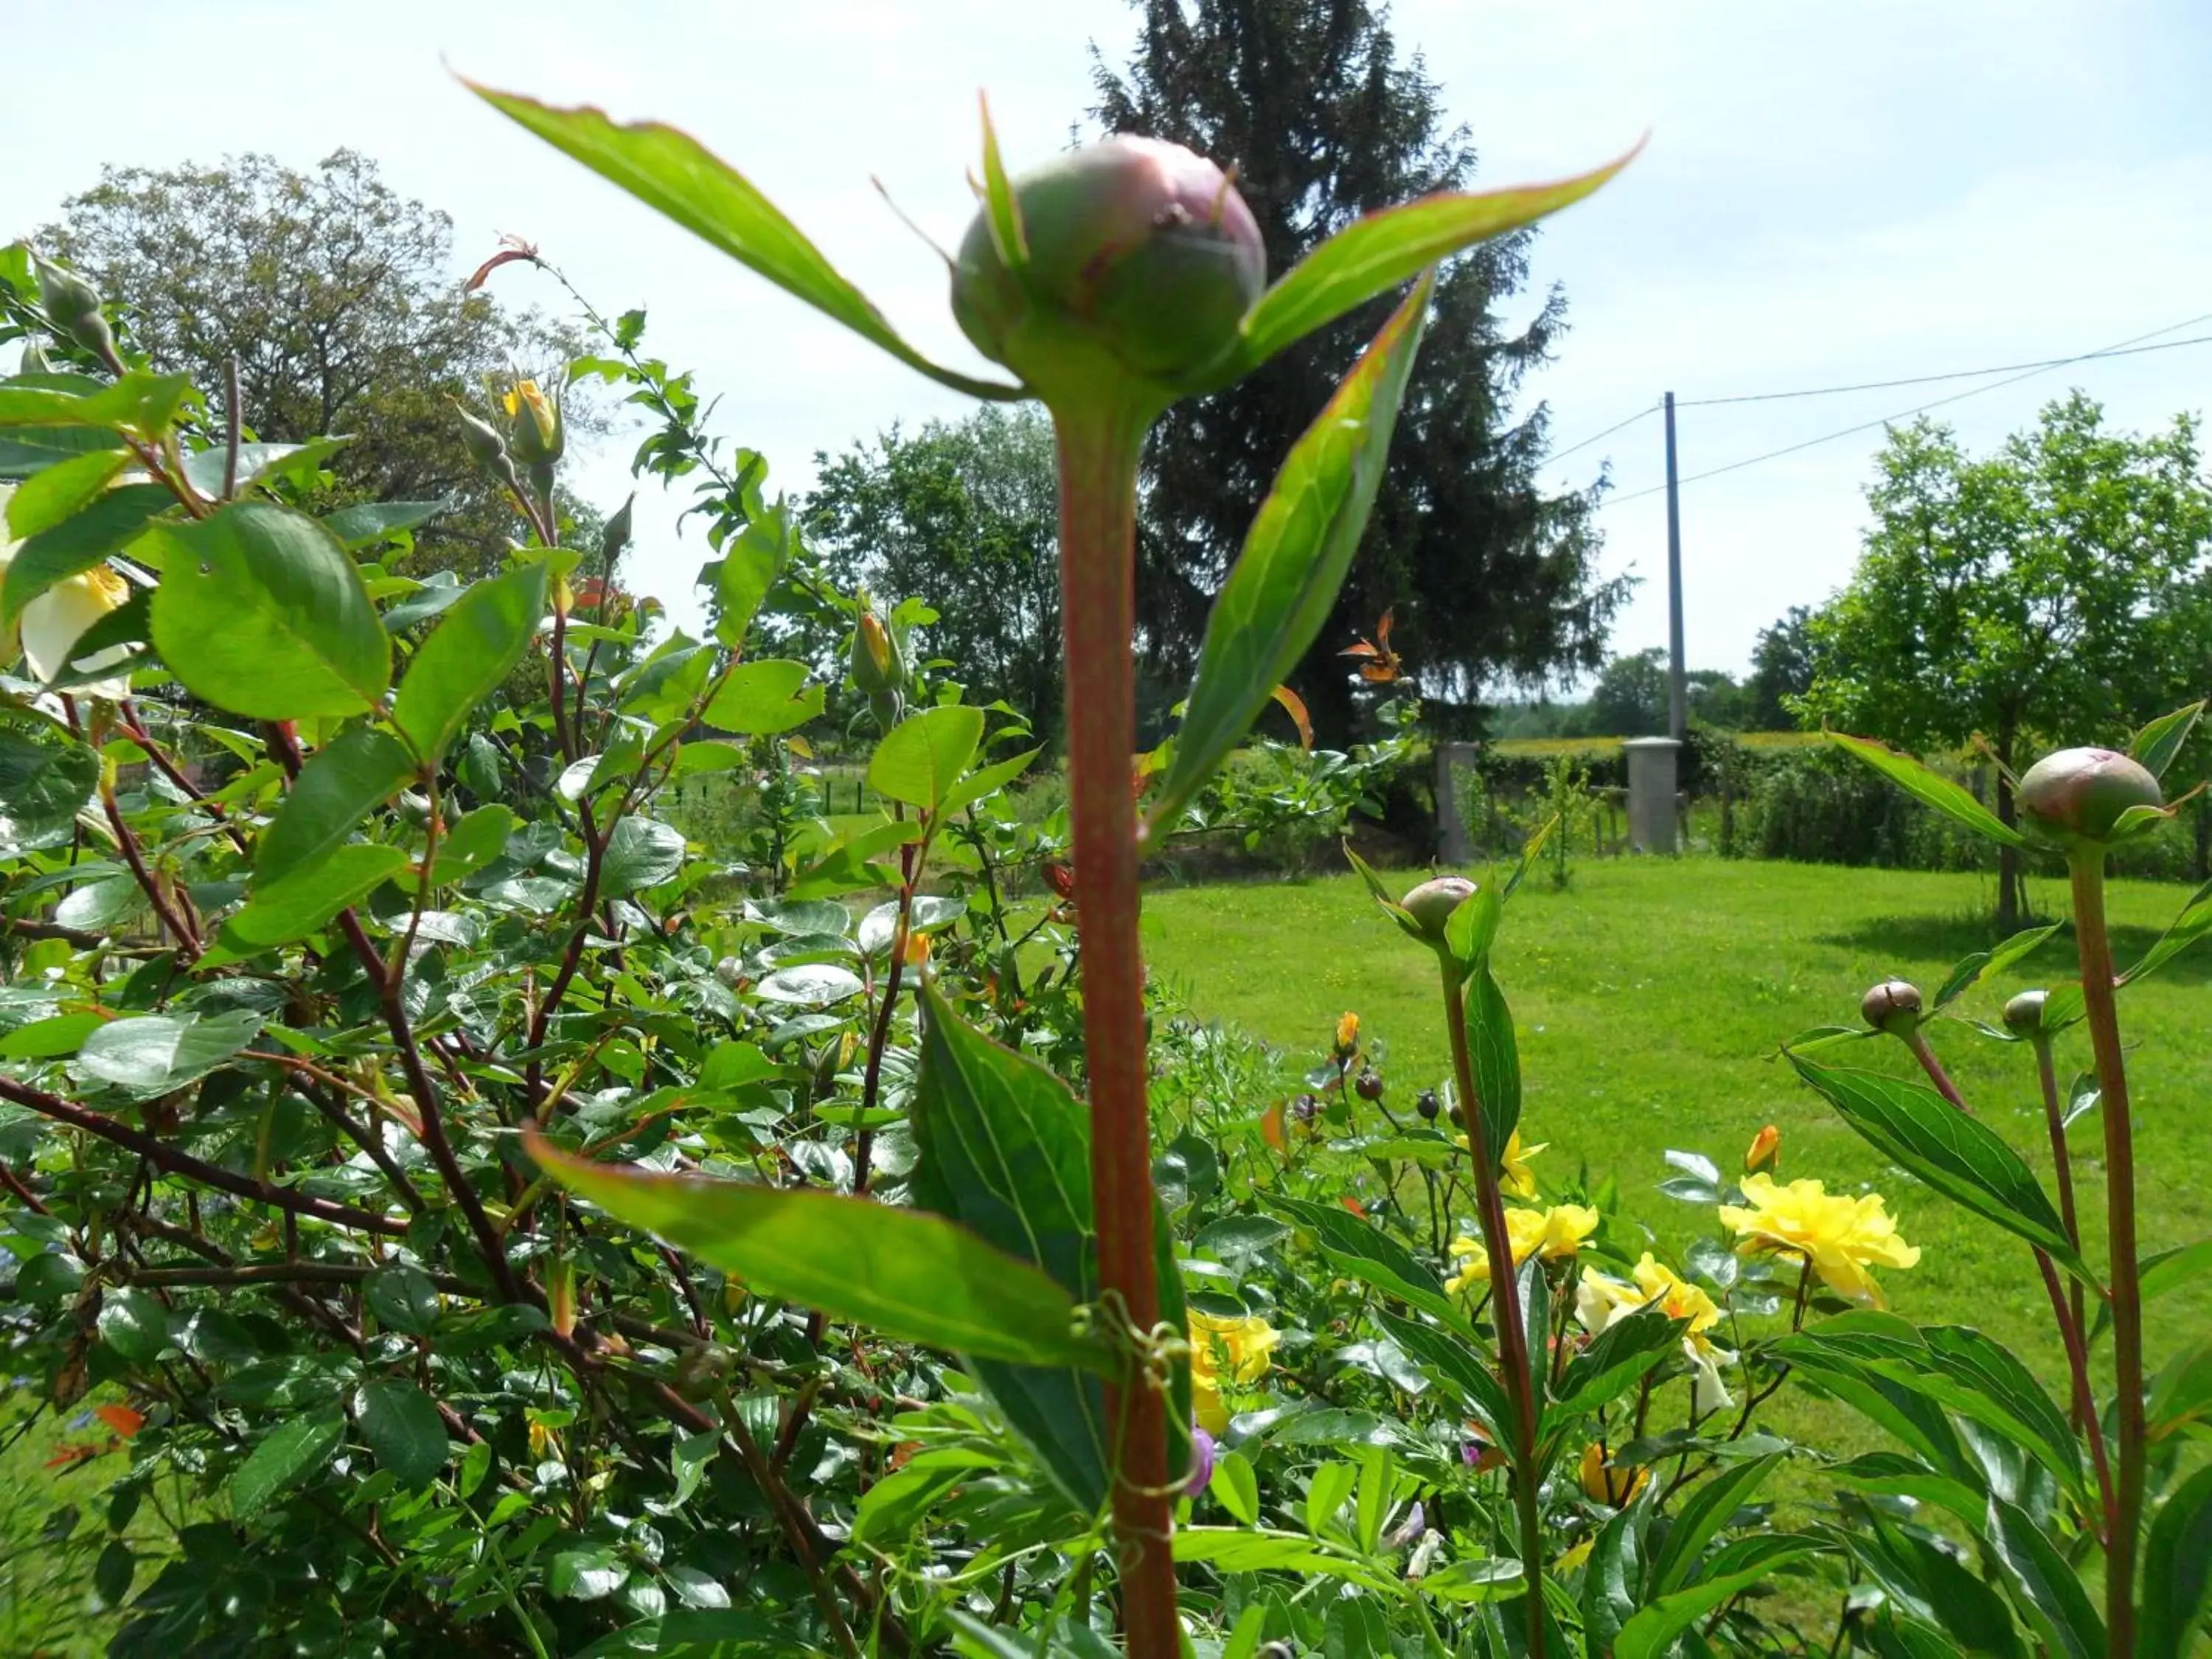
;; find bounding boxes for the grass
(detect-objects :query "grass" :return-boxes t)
[1142,857,2212,1395]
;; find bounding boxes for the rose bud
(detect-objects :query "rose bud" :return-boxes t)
[1399,875,1477,943]
[32,254,119,368]
[1745,1124,1781,1176]
[951,136,1265,395]
[504,378,563,466]
[2018,746,2163,846]
[1860,978,1922,1036]
[2003,988,2048,1037]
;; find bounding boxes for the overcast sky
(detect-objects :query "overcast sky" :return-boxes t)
[5,1,2208,680]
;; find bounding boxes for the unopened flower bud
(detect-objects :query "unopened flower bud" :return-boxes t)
[951,136,1266,394]
[1860,978,1922,1036]
[1745,1124,1781,1176]
[1182,1425,1215,1498]
[2018,747,2163,846]
[600,494,634,566]
[2003,989,2048,1037]
[453,399,522,489]
[1399,875,1476,942]
[850,608,903,695]
[504,378,563,466]
[549,1256,577,1338]
[1416,1088,1440,1121]
[32,254,119,366]
[1354,1069,1384,1102]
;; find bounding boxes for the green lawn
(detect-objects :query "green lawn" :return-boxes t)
[1142,858,2212,1389]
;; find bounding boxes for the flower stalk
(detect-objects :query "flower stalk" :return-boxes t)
[2067,845,2144,1649]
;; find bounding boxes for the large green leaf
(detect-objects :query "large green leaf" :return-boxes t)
[1931,922,2065,1011]
[909,978,1192,1511]
[1983,1496,2102,1659]
[1147,275,1432,834]
[1785,1051,2084,1275]
[709,504,795,647]
[1225,150,1633,380]
[2141,1462,2212,1659]
[355,1380,448,1491]
[1649,1452,1783,1597]
[1465,963,1521,1169]
[1827,731,2027,848]
[2120,876,2212,988]
[599,816,686,895]
[1372,1309,1511,1446]
[701,658,822,737]
[870,705,985,813]
[147,502,391,720]
[229,1408,345,1519]
[467,84,1022,403]
[527,1133,1109,1374]
[202,844,411,964]
[256,727,417,887]
[4,449,131,539]
[1542,1304,1682,1434]
[0,482,171,632]
[1616,1535,1826,1659]
[98,1288,170,1364]
[0,726,98,846]
[391,563,549,763]
[324,499,447,550]
[77,1009,265,1099]
[1852,1516,2024,1658]
[0,372,194,439]
[2129,700,2203,779]
[1271,1194,1467,1330]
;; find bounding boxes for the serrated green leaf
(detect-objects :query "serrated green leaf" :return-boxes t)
[391,563,548,763]
[869,704,984,813]
[701,658,821,737]
[256,727,417,887]
[229,1409,344,1518]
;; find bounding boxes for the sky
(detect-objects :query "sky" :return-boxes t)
[4,0,2208,682]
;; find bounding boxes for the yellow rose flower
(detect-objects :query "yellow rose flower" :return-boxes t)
[1576,1252,1737,1413]
[0,484,134,700]
[1718,1172,1921,1307]
[1443,1203,1599,1297]
[1188,1310,1279,1436]
[1452,1126,1545,1197]
[1578,1441,1649,1506]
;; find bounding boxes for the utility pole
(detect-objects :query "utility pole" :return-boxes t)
[1663,390,1686,740]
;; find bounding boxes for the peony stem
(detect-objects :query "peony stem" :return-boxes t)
[2068,846,2143,1650]
[1051,393,1178,1657]
[1441,964,1547,1658]
[2028,1030,2092,1430]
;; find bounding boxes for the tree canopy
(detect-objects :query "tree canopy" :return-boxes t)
[1801,392,2212,925]
[45,150,589,575]
[1091,0,1625,745]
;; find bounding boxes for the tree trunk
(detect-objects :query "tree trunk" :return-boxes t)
[1995,768,2023,933]
[2195,793,2210,883]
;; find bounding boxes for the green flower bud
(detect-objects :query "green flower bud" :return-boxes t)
[951,136,1265,395]
[33,254,119,368]
[850,608,904,696]
[17,338,54,375]
[600,494,634,566]
[2017,746,2163,845]
[453,399,524,492]
[504,378,563,467]
[2002,988,2048,1037]
[1399,875,1477,942]
[1860,978,1922,1036]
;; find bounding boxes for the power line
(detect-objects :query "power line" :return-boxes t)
[1596,318,2212,510]
[1546,401,1658,462]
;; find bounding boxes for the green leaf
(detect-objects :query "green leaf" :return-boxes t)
[975,92,1028,268]
[1649,1451,1784,1596]
[1213,1450,1259,1524]
[1854,1515,2023,1658]
[256,728,417,887]
[430,804,514,886]
[2120,876,2212,988]
[4,448,130,538]
[204,844,408,964]
[600,816,686,895]
[0,372,192,439]
[2140,1462,2212,1659]
[147,503,391,720]
[2143,1237,2212,1304]
[467,84,1023,403]
[711,503,796,647]
[2149,1340,2212,1438]
[700,658,821,737]
[528,1133,1109,1374]
[364,1265,441,1336]
[1543,1304,1683,1433]
[909,978,1189,1512]
[77,1009,265,1098]
[355,1380,448,1490]
[1827,731,2028,848]
[549,1545,626,1601]
[1464,964,1521,1169]
[98,1287,170,1364]
[229,1409,344,1519]
[2130,700,2203,779]
[0,482,171,633]
[1932,922,2065,1010]
[939,745,1041,815]
[1373,1309,1510,1446]
[1615,1536,1826,1659]
[324,500,447,550]
[1271,1194,1467,1331]
[93,1540,133,1608]
[1444,884,1503,980]
[1228,150,1633,380]
[1581,1498,1652,1653]
[0,726,98,846]
[1983,1496,2102,1659]
[869,704,985,813]
[1148,275,1433,834]
[1785,1051,2084,1275]
[391,563,549,763]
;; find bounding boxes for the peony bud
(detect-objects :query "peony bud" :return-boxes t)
[951,136,1265,395]
[1860,978,1922,1036]
[1399,875,1477,943]
[2017,747,2163,846]
[1744,1124,1781,1176]
[2002,988,2048,1037]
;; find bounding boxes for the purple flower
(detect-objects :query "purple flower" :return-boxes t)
[1183,1425,1217,1498]
[1384,1500,1426,1551]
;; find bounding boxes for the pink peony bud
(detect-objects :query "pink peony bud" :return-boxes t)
[2017,747,2163,845]
[1399,875,1477,942]
[1860,978,1922,1036]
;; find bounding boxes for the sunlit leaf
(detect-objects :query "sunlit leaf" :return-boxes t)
[1828,731,2026,848]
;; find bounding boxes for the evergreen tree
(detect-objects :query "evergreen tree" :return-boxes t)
[1091,0,1627,744]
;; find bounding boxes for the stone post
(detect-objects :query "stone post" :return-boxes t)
[1621,737,1682,854]
[1435,741,1478,863]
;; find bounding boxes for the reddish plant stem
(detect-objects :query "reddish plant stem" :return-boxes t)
[2029,1032,2092,1427]
[2069,848,2143,1650]
[852,838,918,1199]
[119,700,251,856]
[1053,397,1178,1657]
[1441,964,1546,1658]
[0,1074,405,1236]
[100,775,200,956]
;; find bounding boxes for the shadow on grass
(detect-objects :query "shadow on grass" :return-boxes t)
[1816,913,2211,983]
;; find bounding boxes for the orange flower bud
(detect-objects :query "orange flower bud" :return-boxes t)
[1745,1124,1781,1176]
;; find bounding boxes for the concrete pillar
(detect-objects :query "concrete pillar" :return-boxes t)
[1435,741,1479,863]
[1622,737,1682,854]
